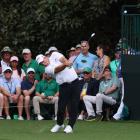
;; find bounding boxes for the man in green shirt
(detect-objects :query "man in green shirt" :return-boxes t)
[95,66,120,120]
[22,48,40,81]
[33,72,59,120]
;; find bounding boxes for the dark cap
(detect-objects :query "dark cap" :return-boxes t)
[1,46,12,53]
[115,47,121,53]
[103,66,111,73]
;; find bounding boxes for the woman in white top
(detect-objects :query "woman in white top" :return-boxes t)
[10,56,26,82]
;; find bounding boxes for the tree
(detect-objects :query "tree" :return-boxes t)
[0,0,129,56]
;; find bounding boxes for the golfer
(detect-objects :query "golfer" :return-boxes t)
[43,47,80,133]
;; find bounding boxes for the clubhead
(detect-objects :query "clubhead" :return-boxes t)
[91,33,95,37]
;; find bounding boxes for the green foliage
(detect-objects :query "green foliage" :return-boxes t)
[0,0,120,56]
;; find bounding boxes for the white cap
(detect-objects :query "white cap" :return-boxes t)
[76,44,81,48]
[48,46,58,53]
[22,48,31,54]
[36,54,44,64]
[10,56,19,62]
[2,66,12,73]
[70,47,76,51]
[45,51,49,55]
[27,68,35,73]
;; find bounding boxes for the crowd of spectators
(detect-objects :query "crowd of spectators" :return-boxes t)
[0,41,123,121]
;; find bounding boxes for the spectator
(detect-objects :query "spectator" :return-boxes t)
[22,48,40,81]
[21,68,38,120]
[0,46,12,76]
[95,66,120,120]
[73,41,98,78]
[10,56,26,82]
[92,44,110,80]
[75,44,81,56]
[110,48,121,78]
[47,46,58,63]
[45,51,50,57]
[0,66,24,120]
[0,86,4,119]
[110,48,124,120]
[67,47,76,63]
[33,72,59,120]
[78,67,99,120]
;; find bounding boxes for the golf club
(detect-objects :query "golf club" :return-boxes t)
[88,33,95,43]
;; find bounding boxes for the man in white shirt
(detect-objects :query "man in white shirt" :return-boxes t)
[0,46,12,76]
[0,66,24,120]
[43,47,80,133]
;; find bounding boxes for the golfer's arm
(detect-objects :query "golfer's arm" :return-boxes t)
[54,64,66,73]
[54,57,68,73]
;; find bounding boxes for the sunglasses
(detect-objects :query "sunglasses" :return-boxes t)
[81,41,88,43]
[104,69,110,72]
[4,70,12,73]
[28,72,35,74]
[81,45,87,48]
[83,72,91,75]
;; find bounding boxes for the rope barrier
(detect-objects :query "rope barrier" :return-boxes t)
[1,104,33,109]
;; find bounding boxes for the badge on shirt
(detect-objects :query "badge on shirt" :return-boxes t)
[81,60,87,63]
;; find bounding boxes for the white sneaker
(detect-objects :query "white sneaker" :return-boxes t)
[6,115,11,120]
[18,116,24,120]
[77,114,84,120]
[0,116,4,120]
[37,114,44,120]
[51,124,64,133]
[64,125,73,133]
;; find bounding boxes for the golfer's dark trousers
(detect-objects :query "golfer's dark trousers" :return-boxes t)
[57,79,80,128]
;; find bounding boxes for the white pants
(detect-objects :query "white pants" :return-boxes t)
[113,78,124,120]
[33,96,58,116]
[83,95,96,116]
[96,93,116,114]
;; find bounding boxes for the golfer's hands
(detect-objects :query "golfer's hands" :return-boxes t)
[64,60,72,67]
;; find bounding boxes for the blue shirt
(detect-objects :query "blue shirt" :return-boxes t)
[21,79,34,91]
[0,77,21,94]
[73,52,98,71]
[21,79,35,98]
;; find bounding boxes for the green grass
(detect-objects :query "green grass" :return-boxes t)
[0,120,140,140]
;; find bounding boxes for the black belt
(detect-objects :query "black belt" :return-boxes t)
[61,78,78,85]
